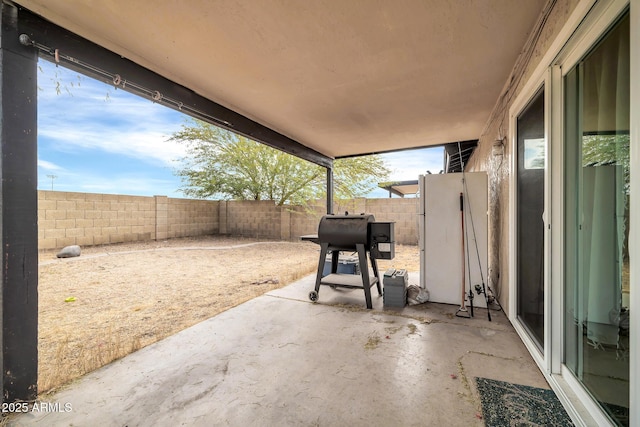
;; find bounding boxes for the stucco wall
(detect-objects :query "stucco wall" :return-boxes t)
[465,0,581,309]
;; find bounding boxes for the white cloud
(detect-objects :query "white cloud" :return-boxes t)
[38,61,189,167]
[383,147,444,181]
[50,171,182,197]
[39,126,187,166]
[37,159,65,171]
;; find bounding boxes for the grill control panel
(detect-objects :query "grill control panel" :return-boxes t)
[369,221,395,259]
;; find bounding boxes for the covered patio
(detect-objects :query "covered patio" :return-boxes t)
[1,0,548,404]
[1,0,637,425]
[14,275,552,426]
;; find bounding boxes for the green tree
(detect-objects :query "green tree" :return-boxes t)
[582,134,630,194]
[171,120,390,205]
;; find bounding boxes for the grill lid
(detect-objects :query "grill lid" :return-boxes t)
[317,213,375,248]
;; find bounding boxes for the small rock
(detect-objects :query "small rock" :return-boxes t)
[56,245,81,258]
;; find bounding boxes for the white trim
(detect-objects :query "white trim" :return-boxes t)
[558,366,615,426]
[508,74,546,324]
[628,1,639,426]
[547,366,611,427]
[519,0,597,94]
[549,64,564,376]
[506,0,632,425]
[548,373,589,427]
[551,2,631,425]
[542,69,552,374]
[512,316,545,371]
[508,75,547,366]
[557,0,631,73]
[508,111,517,321]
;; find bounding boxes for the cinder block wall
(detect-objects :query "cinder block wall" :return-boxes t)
[287,203,324,240]
[283,198,420,245]
[38,191,420,250]
[361,198,420,245]
[167,197,219,239]
[223,200,283,239]
[175,198,421,244]
[277,198,419,244]
[38,191,220,250]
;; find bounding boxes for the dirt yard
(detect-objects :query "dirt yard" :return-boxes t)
[38,236,419,394]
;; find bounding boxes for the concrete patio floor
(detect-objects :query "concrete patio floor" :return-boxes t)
[12,273,549,427]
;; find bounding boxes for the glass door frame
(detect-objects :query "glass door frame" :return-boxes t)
[508,72,551,373]
[550,0,640,425]
[508,0,636,425]
[630,1,639,426]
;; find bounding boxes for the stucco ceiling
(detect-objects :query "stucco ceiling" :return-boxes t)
[15,0,546,159]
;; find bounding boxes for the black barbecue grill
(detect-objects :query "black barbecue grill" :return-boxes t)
[304,213,394,309]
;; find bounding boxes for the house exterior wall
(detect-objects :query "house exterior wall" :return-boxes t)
[467,1,637,425]
[465,0,582,311]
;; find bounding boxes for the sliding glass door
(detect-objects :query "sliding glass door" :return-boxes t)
[516,88,545,350]
[564,12,630,426]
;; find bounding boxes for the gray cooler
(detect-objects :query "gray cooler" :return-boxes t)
[383,268,408,307]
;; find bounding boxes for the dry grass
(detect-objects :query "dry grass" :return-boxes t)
[38,236,420,394]
[376,245,420,273]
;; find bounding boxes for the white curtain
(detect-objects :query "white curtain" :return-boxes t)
[581,18,629,347]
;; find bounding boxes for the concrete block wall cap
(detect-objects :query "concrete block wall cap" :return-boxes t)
[56,245,81,258]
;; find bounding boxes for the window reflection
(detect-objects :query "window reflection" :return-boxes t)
[564,12,629,427]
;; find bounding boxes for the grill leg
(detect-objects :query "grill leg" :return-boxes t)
[356,244,373,309]
[314,243,329,294]
[330,249,339,274]
[369,254,382,296]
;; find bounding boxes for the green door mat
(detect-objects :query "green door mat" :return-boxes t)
[475,377,573,426]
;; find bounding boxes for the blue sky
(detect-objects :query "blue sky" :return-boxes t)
[38,60,443,199]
